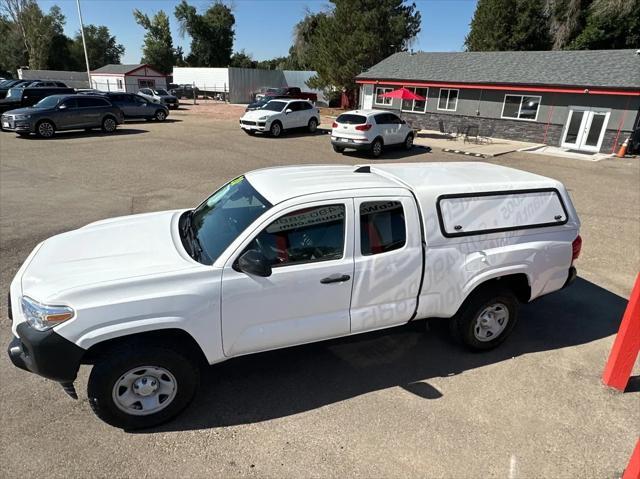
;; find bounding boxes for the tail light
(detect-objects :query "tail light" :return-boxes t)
[331,122,337,128]
[572,235,582,262]
[355,124,372,131]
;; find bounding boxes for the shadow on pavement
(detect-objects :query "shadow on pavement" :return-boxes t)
[142,278,625,433]
[124,119,182,125]
[17,128,149,140]
[341,144,432,160]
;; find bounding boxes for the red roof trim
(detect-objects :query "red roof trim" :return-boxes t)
[355,79,640,96]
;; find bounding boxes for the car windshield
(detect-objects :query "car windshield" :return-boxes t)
[186,176,272,265]
[154,89,169,95]
[34,96,62,108]
[262,101,287,112]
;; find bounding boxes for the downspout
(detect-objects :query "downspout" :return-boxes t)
[542,94,556,145]
[611,96,631,154]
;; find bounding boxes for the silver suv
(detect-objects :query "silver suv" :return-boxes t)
[137,88,179,109]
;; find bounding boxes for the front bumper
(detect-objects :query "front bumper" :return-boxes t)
[8,322,85,383]
[331,137,372,151]
[1,116,32,132]
[240,120,267,132]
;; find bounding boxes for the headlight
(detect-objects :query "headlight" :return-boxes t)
[21,296,75,331]
[13,114,30,120]
[258,116,268,121]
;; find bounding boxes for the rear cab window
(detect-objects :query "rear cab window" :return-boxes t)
[360,201,406,255]
[437,188,569,237]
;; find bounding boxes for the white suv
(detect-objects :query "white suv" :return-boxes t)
[239,99,319,137]
[331,109,414,157]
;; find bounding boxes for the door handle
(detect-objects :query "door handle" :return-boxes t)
[320,274,351,284]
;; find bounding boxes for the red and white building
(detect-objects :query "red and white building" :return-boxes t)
[90,64,167,94]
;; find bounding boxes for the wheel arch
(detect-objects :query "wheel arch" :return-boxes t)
[458,272,532,314]
[81,328,209,369]
[36,117,57,130]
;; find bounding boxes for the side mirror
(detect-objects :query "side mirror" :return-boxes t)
[285,108,293,114]
[237,250,272,277]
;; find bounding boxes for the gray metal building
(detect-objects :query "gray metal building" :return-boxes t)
[356,50,640,154]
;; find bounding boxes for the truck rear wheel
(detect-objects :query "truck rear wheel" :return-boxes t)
[449,285,518,351]
[87,345,199,430]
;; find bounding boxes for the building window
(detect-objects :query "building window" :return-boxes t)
[401,87,427,113]
[501,94,541,121]
[117,79,123,90]
[138,79,155,88]
[437,88,459,111]
[375,87,393,106]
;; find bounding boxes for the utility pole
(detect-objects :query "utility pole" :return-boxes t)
[76,0,92,89]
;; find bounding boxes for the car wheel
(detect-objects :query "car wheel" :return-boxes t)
[269,121,283,137]
[449,285,519,351]
[370,138,383,158]
[308,117,318,133]
[101,116,117,133]
[155,110,167,121]
[404,133,414,150]
[87,345,199,430]
[332,144,345,153]
[36,120,55,138]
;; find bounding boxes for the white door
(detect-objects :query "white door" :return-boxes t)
[221,199,355,356]
[362,84,374,109]
[350,197,423,333]
[561,107,610,152]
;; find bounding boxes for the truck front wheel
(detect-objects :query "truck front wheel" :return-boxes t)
[87,345,199,430]
[449,285,519,351]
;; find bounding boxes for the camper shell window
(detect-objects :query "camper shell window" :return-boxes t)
[436,188,568,238]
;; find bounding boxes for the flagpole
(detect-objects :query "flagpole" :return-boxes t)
[76,0,92,89]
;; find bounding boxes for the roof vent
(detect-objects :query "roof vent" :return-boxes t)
[354,166,371,173]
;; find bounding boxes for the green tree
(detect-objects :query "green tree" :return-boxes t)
[465,0,551,51]
[46,5,78,70]
[133,9,177,74]
[70,24,125,70]
[291,11,326,70]
[174,1,235,67]
[568,0,640,49]
[230,49,255,68]
[304,0,421,91]
[0,13,27,75]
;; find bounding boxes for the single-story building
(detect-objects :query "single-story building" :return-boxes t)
[91,64,167,93]
[356,49,640,154]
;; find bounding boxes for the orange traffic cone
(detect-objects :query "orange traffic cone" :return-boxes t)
[616,137,629,158]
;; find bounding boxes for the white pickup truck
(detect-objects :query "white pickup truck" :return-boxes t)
[8,163,581,429]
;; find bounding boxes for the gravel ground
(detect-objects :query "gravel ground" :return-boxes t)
[0,109,638,478]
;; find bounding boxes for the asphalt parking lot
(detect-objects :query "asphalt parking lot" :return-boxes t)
[1,106,638,478]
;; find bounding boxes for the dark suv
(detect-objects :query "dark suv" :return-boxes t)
[104,92,169,121]
[0,86,74,114]
[1,94,124,138]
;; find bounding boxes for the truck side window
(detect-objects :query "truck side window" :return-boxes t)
[360,201,406,255]
[245,204,345,267]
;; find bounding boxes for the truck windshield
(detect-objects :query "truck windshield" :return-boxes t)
[185,176,272,265]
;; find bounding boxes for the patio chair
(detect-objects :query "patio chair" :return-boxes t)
[463,125,480,144]
[478,123,495,144]
[438,120,456,140]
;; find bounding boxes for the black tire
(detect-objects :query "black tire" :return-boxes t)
[269,121,283,137]
[35,120,55,138]
[243,129,255,136]
[155,109,167,121]
[332,144,345,153]
[88,345,199,430]
[308,117,318,133]
[370,138,383,158]
[16,132,30,137]
[404,133,414,150]
[101,116,117,133]
[449,285,519,351]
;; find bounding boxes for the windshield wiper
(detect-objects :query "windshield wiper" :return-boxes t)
[182,210,211,264]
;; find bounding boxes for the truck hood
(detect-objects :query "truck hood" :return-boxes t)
[21,210,195,302]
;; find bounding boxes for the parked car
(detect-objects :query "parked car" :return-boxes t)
[253,86,280,101]
[18,80,68,88]
[0,86,75,114]
[239,99,320,137]
[257,86,317,103]
[6,163,581,429]
[169,84,199,99]
[331,110,415,158]
[104,92,169,121]
[137,88,179,109]
[245,95,287,112]
[0,79,36,99]
[1,94,124,138]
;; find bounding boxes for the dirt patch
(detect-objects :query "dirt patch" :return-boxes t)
[176,100,246,120]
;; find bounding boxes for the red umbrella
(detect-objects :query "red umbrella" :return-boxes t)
[380,87,426,101]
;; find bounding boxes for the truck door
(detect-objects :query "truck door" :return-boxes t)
[350,196,423,333]
[221,199,355,356]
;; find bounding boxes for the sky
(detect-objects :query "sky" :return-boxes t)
[38,0,478,64]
